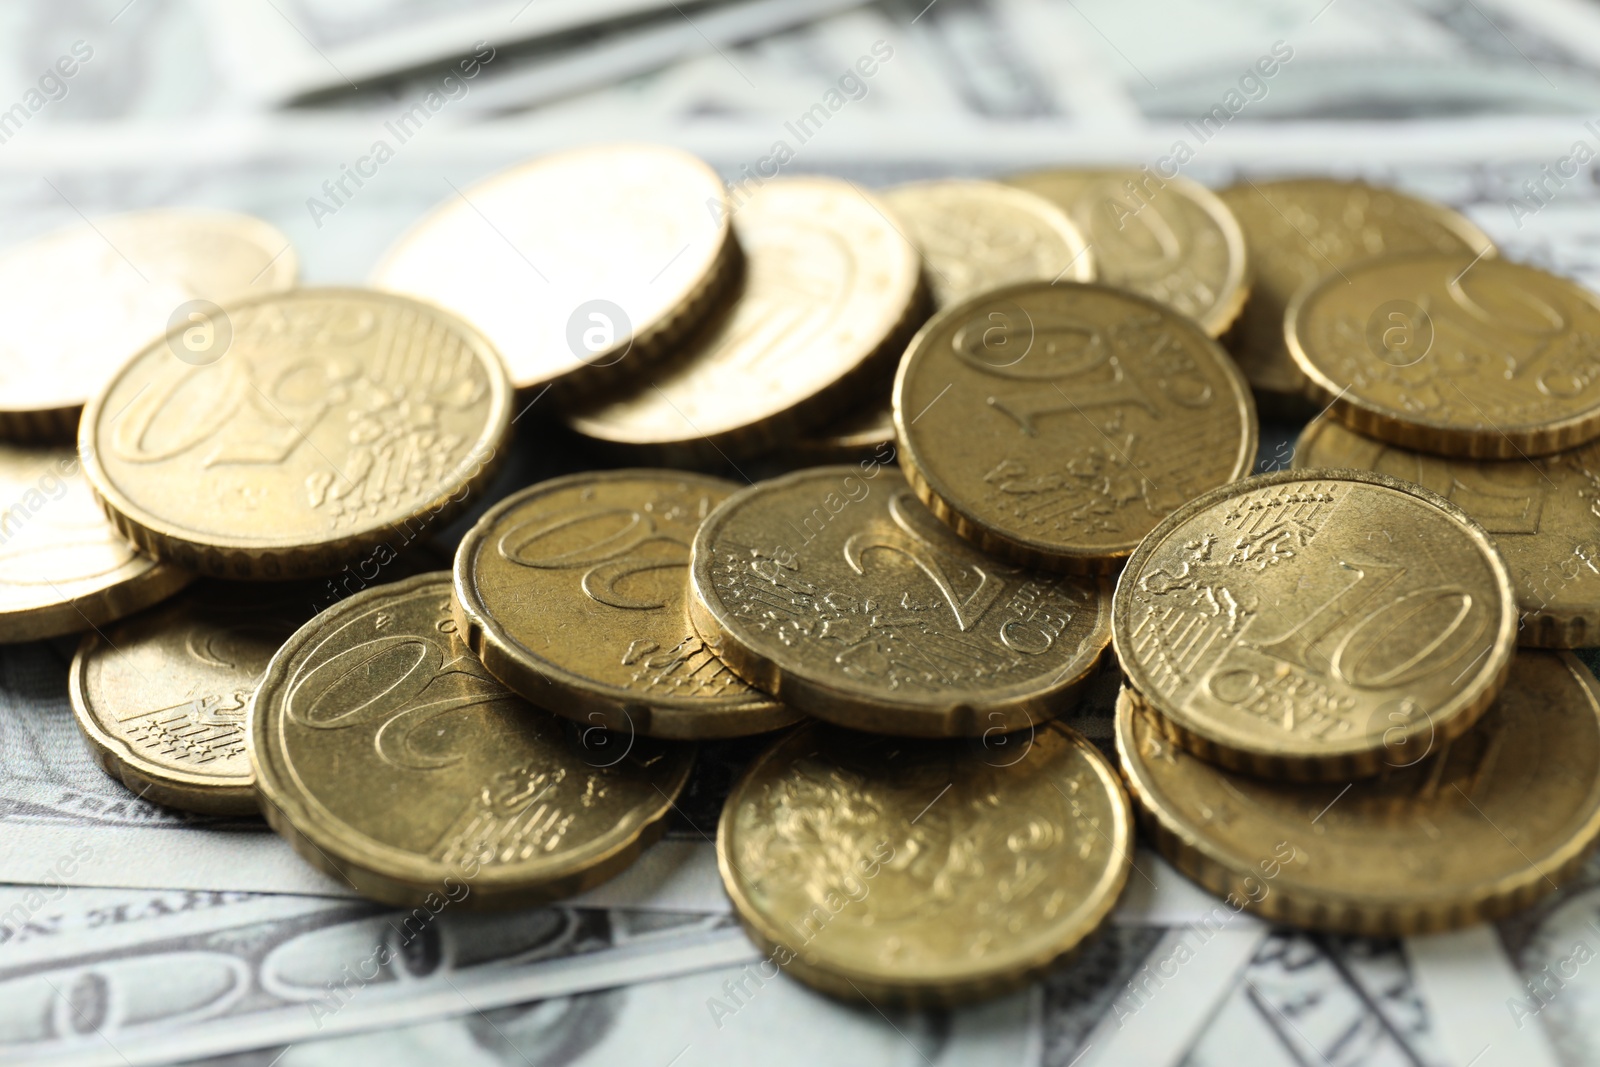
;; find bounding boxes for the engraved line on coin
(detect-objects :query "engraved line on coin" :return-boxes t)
[645,383,755,486]
[908,382,953,425]
[511,383,553,425]
[1063,0,1158,89]
[443,177,551,283]
[1440,379,1559,491]
[1051,778,1155,890]
[1246,980,1338,1067]
[908,782,953,825]
[1049,381,1160,489]
[261,0,360,91]
[248,244,295,287]
[1240,178,1350,285]
[41,974,139,1067]
[1448,783,1562,895]
[845,177,953,288]
[42,177,151,284]
[843,978,938,1067]
[1461,0,1558,90]
[1310,783,1352,824]
[668,1,757,89]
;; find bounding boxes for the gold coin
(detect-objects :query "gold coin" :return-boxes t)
[80,288,512,580]
[880,179,1092,309]
[1113,469,1517,781]
[0,444,190,642]
[371,143,737,401]
[1295,415,1600,647]
[1217,179,1492,413]
[688,465,1111,737]
[1288,253,1600,458]
[1007,168,1248,337]
[0,209,297,441]
[894,281,1257,574]
[1117,651,1600,934]
[453,470,800,740]
[251,572,695,908]
[794,395,896,464]
[718,719,1132,1005]
[569,177,923,460]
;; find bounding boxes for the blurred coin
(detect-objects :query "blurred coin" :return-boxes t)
[793,395,896,465]
[80,288,511,579]
[0,443,189,642]
[251,572,695,908]
[894,281,1256,574]
[1008,168,1248,337]
[1116,651,1600,934]
[1217,179,1492,414]
[569,177,922,461]
[688,466,1111,737]
[0,209,296,442]
[881,178,1092,309]
[1289,253,1600,458]
[453,470,800,740]
[719,719,1132,1005]
[1113,469,1516,781]
[371,143,737,401]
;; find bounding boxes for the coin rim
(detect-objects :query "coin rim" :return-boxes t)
[893,279,1259,575]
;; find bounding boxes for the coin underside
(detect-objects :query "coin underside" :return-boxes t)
[251,573,695,908]
[688,465,1112,736]
[1113,469,1517,780]
[1117,651,1600,934]
[719,720,1132,1005]
[453,470,799,739]
[894,281,1257,573]
[81,288,512,579]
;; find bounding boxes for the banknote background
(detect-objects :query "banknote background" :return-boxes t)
[2,0,1600,1063]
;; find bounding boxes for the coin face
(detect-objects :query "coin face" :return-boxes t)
[569,177,922,457]
[453,470,799,740]
[1217,179,1491,410]
[0,209,297,440]
[1295,415,1600,648]
[881,179,1092,309]
[251,573,695,908]
[0,444,190,642]
[70,580,327,814]
[1113,469,1517,780]
[688,466,1112,737]
[894,281,1256,574]
[719,720,1132,1004]
[1117,651,1600,934]
[80,288,512,579]
[1008,168,1247,336]
[1288,254,1600,458]
[371,143,736,400]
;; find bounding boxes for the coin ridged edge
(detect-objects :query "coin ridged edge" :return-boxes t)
[0,404,84,444]
[1114,679,1600,935]
[0,558,193,644]
[716,720,1133,1005]
[1110,467,1519,779]
[893,280,1258,575]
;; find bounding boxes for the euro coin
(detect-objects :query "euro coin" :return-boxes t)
[1295,415,1600,647]
[0,443,189,642]
[453,470,800,740]
[719,719,1132,1005]
[1116,652,1600,934]
[880,179,1092,309]
[80,288,511,580]
[1113,469,1517,781]
[0,209,297,441]
[793,396,896,465]
[1217,179,1492,414]
[894,281,1256,574]
[1288,253,1600,458]
[371,143,738,401]
[1007,168,1247,336]
[569,177,922,460]
[688,466,1111,737]
[251,573,695,908]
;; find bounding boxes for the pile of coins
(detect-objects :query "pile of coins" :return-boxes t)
[9,144,1600,1006]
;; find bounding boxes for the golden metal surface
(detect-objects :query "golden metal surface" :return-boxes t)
[894,281,1257,574]
[80,288,511,580]
[1008,168,1248,337]
[1288,253,1600,458]
[1217,179,1492,413]
[0,443,190,642]
[794,395,896,464]
[0,209,297,440]
[371,143,737,400]
[688,466,1112,737]
[1295,415,1600,647]
[569,177,923,460]
[718,719,1132,1005]
[251,573,695,908]
[881,179,1092,309]
[453,470,800,739]
[1113,469,1517,780]
[1116,652,1600,934]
